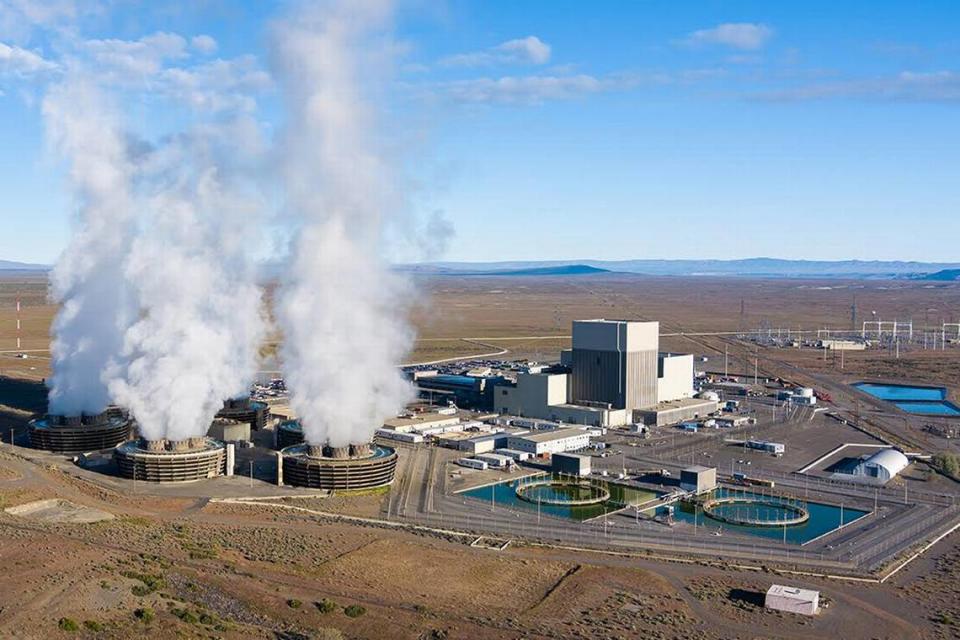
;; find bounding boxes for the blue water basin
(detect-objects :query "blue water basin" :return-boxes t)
[854,383,960,416]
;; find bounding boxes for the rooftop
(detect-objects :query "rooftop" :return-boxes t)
[514,427,590,443]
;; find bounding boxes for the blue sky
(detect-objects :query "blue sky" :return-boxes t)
[1,0,959,264]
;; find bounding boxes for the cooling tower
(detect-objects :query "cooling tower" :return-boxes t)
[280,441,397,490]
[29,408,132,453]
[113,436,226,482]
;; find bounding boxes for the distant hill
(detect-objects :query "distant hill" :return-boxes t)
[913,269,960,281]
[0,259,49,271]
[416,264,610,277]
[405,258,960,279]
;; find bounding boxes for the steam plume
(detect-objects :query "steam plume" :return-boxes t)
[107,129,266,442]
[43,75,134,416]
[272,0,415,447]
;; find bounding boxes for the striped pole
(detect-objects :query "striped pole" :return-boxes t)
[15,292,21,350]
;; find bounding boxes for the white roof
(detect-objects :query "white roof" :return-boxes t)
[766,584,819,602]
[865,448,909,475]
[515,428,590,443]
[476,453,513,461]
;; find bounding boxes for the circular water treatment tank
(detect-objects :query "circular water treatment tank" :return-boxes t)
[701,496,810,527]
[29,411,132,453]
[281,442,397,490]
[113,437,226,483]
[515,479,611,506]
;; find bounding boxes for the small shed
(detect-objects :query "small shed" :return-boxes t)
[680,466,717,493]
[552,452,591,476]
[765,584,820,616]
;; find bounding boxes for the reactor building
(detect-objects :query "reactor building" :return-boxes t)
[29,407,133,453]
[494,319,717,427]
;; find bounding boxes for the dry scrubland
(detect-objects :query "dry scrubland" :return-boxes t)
[0,449,948,640]
[1,272,960,638]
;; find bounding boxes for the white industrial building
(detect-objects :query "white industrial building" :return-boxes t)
[475,452,514,469]
[680,466,717,494]
[852,448,909,483]
[507,428,591,456]
[764,585,820,616]
[494,319,702,427]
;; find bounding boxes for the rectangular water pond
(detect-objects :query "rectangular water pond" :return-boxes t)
[667,488,869,545]
[460,474,660,522]
[854,382,960,416]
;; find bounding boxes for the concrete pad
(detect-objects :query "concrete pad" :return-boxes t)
[4,498,114,523]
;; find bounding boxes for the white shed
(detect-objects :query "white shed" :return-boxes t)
[765,584,820,616]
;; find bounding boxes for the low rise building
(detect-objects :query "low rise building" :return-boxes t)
[494,448,531,462]
[634,397,719,427]
[851,448,909,483]
[475,453,514,469]
[552,452,591,476]
[507,428,591,456]
[765,585,820,616]
[383,413,461,434]
[680,466,717,493]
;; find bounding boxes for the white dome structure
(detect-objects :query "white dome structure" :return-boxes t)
[854,448,909,482]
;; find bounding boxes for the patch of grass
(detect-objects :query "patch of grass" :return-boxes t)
[133,608,155,624]
[335,485,390,497]
[935,611,955,626]
[343,604,366,618]
[82,620,103,632]
[315,599,337,614]
[57,618,79,632]
[171,608,198,624]
[287,599,303,609]
[121,570,165,596]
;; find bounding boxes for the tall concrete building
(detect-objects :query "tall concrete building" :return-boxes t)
[568,319,659,411]
[496,318,711,428]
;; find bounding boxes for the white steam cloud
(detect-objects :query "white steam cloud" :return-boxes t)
[41,45,266,439]
[44,75,135,417]
[272,0,416,447]
[107,127,267,442]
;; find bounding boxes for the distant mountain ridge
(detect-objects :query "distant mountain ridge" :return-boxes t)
[0,259,49,271]
[409,263,610,277]
[913,269,960,281]
[402,258,960,279]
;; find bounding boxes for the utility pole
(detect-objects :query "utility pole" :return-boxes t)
[15,291,21,351]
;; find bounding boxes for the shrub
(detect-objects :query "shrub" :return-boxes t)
[287,599,303,609]
[82,620,103,632]
[315,599,337,614]
[57,618,79,632]
[932,453,960,480]
[343,604,366,618]
[134,608,155,624]
[171,608,198,624]
[121,571,164,596]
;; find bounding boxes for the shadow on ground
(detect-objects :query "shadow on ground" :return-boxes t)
[728,588,765,608]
